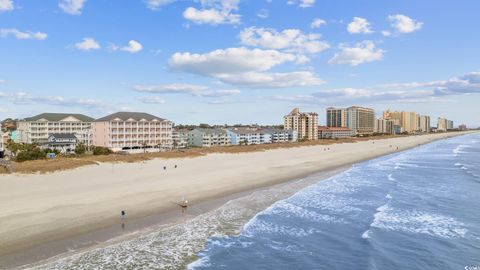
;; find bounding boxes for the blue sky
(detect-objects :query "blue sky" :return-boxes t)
[0,0,479,126]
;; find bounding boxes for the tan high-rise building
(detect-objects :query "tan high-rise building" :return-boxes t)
[418,115,431,133]
[383,110,420,133]
[437,117,453,132]
[329,106,375,135]
[284,108,318,140]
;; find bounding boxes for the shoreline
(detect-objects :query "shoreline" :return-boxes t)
[0,131,475,268]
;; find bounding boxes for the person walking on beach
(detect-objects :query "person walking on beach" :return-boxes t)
[121,210,127,220]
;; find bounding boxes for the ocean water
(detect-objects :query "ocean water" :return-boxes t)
[189,133,480,270]
[25,134,480,269]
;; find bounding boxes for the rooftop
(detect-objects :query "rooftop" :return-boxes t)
[95,112,168,122]
[24,113,94,122]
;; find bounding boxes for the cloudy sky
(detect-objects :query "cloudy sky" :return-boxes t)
[0,0,479,126]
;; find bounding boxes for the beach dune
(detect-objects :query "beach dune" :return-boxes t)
[0,132,468,260]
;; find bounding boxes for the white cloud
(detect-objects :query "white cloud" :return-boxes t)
[0,28,47,40]
[388,14,423,33]
[74,37,100,51]
[381,30,391,37]
[111,40,143,53]
[183,0,241,25]
[133,83,241,97]
[300,0,315,7]
[145,0,176,10]
[183,7,240,25]
[59,0,86,15]
[347,17,373,34]
[169,47,323,88]
[217,71,324,88]
[239,27,329,54]
[274,71,480,105]
[329,41,384,66]
[311,18,326,29]
[0,79,5,84]
[137,96,166,104]
[0,0,14,12]
[257,9,268,19]
[169,47,298,76]
[288,0,315,8]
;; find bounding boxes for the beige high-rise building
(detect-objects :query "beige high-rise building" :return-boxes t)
[437,117,453,132]
[284,108,318,140]
[327,106,375,135]
[374,118,396,134]
[383,110,420,133]
[418,115,431,133]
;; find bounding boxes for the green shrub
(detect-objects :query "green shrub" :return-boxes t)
[16,148,47,162]
[75,143,87,155]
[93,146,113,156]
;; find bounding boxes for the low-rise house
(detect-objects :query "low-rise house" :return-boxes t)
[188,128,230,147]
[0,130,4,152]
[92,112,173,152]
[45,133,77,154]
[318,126,354,139]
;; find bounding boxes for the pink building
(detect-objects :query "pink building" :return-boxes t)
[92,112,173,151]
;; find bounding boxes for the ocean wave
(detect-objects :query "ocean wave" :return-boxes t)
[243,219,317,238]
[362,230,371,239]
[453,145,469,156]
[370,204,467,239]
[387,174,395,181]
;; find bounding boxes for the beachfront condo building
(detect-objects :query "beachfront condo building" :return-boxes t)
[226,128,297,145]
[284,108,318,140]
[17,113,94,145]
[437,117,454,132]
[227,128,263,145]
[318,126,355,139]
[0,130,3,152]
[382,110,422,133]
[188,128,231,147]
[92,112,173,151]
[418,115,431,133]
[327,106,375,135]
[261,128,298,143]
[172,129,189,149]
[374,118,396,135]
[459,124,467,131]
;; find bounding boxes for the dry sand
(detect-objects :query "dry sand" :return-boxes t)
[0,132,469,259]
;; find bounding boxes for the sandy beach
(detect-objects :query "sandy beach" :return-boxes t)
[0,132,471,266]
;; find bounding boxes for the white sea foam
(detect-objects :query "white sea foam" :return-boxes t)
[244,219,317,238]
[361,230,371,239]
[454,163,462,166]
[387,174,395,181]
[385,194,392,199]
[370,204,467,239]
[453,145,468,156]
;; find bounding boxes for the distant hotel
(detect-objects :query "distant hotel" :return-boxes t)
[381,110,430,134]
[92,112,173,151]
[17,113,94,146]
[188,128,231,147]
[437,117,454,132]
[284,108,318,140]
[326,106,375,135]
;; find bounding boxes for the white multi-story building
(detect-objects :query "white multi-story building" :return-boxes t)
[418,115,431,133]
[17,113,94,145]
[227,128,262,145]
[188,128,231,147]
[172,129,189,149]
[261,128,297,143]
[92,112,173,151]
[374,118,396,135]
